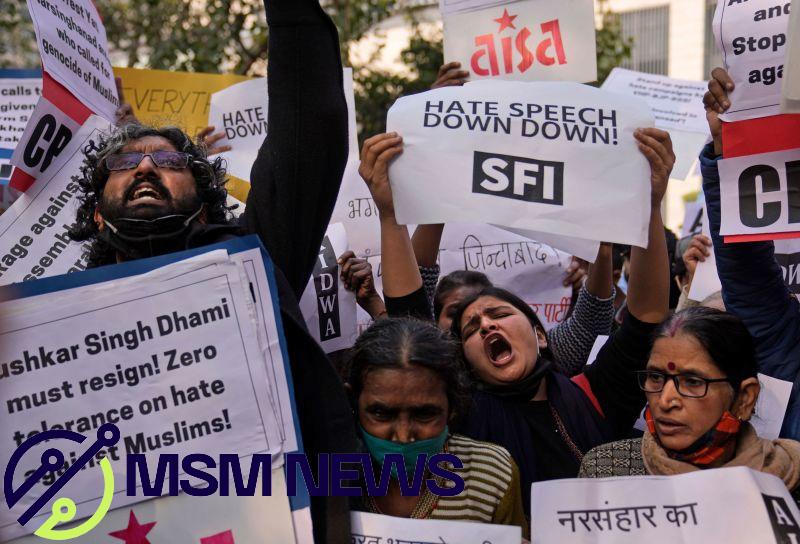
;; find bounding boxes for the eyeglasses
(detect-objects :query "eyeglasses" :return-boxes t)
[105,151,192,171]
[635,370,732,398]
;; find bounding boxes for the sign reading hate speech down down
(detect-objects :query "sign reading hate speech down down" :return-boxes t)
[386,80,654,248]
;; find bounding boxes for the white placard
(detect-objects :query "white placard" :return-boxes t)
[775,238,800,297]
[8,470,297,544]
[0,262,282,540]
[0,73,42,152]
[299,223,358,353]
[718,147,800,237]
[351,511,521,544]
[443,0,597,83]
[386,80,654,248]
[493,225,600,262]
[0,115,111,285]
[753,373,793,440]
[25,0,118,120]
[687,207,722,302]
[714,0,791,122]
[602,68,709,134]
[208,68,358,183]
[781,0,800,113]
[439,222,572,330]
[9,96,83,184]
[585,335,609,366]
[532,466,800,543]
[680,200,704,238]
[329,156,382,258]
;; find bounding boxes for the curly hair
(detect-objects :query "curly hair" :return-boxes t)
[68,123,233,267]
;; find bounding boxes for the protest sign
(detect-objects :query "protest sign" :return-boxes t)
[718,147,800,239]
[688,207,722,302]
[299,223,358,353]
[780,0,800,113]
[0,70,42,153]
[532,466,800,543]
[680,200,704,238]
[351,511,521,544]
[439,222,573,329]
[0,255,283,541]
[330,157,382,257]
[714,0,791,122]
[775,238,800,296]
[386,80,654,247]
[493,225,599,262]
[442,0,596,83]
[0,116,111,285]
[8,470,297,544]
[26,0,118,121]
[601,68,709,180]
[752,373,793,440]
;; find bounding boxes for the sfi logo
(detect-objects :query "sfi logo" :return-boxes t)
[4,423,120,540]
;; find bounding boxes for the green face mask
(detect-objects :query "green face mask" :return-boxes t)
[359,425,449,480]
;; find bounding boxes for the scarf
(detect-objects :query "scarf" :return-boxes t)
[477,358,554,403]
[645,406,740,468]
[642,418,800,490]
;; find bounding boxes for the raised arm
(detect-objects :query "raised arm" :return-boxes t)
[359,133,432,319]
[579,129,673,436]
[244,0,349,299]
[701,69,800,421]
[548,244,615,376]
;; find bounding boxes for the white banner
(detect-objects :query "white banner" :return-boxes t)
[26,0,118,120]
[601,67,710,180]
[439,222,572,329]
[0,116,111,286]
[351,511,521,544]
[0,259,283,540]
[775,238,800,296]
[714,0,791,122]
[718,147,800,237]
[0,72,42,152]
[299,223,358,353]
[532,466,800,543]
[602,68,709,134]
[386,81,654,247]
[443,0,597,83]
[781,0,800,113]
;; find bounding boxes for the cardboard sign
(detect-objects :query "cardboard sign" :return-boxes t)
[386,80,654,247]
[443,0,597,83]
[351,511,521,544]
[299,223,358,353]
[26,0,117,120]
[532,466,800,543]
[714,0,791,121]
[0,116,111,285]
[718,147,800,238]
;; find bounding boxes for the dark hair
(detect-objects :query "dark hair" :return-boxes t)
[655,307,757,389]
[449,286,555,364]
[345,318,471,419]
[68,124,232,267]
[433,270,492,320]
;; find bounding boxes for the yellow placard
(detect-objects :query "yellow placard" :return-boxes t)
[113,67,253,200]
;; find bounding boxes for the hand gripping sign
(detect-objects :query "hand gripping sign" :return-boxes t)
[386,80,654,248]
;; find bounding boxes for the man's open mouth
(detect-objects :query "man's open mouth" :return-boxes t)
[127,182,165,203]
[484,332,513,366]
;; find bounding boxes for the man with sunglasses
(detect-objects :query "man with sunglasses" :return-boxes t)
[68,1,357,542]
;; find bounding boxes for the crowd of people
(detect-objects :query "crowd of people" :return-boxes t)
[39,0,800,541]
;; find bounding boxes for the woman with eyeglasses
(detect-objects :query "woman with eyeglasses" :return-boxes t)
[579,307,800,496]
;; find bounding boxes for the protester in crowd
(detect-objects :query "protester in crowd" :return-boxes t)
[345,318,528,535]
[67,1,357,540]
[359,125,673,510]
[579,307,800,499]
[700,67,800,439]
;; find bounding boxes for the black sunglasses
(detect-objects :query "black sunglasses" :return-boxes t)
[636,369,733,399]
[105,151,192,171]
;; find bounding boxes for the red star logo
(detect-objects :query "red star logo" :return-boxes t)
[109,511,157,544]
[494,9,517,32]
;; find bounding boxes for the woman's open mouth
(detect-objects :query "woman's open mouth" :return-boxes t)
[484,332,514,367]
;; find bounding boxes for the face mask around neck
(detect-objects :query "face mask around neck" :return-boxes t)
[99,207,203,259]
